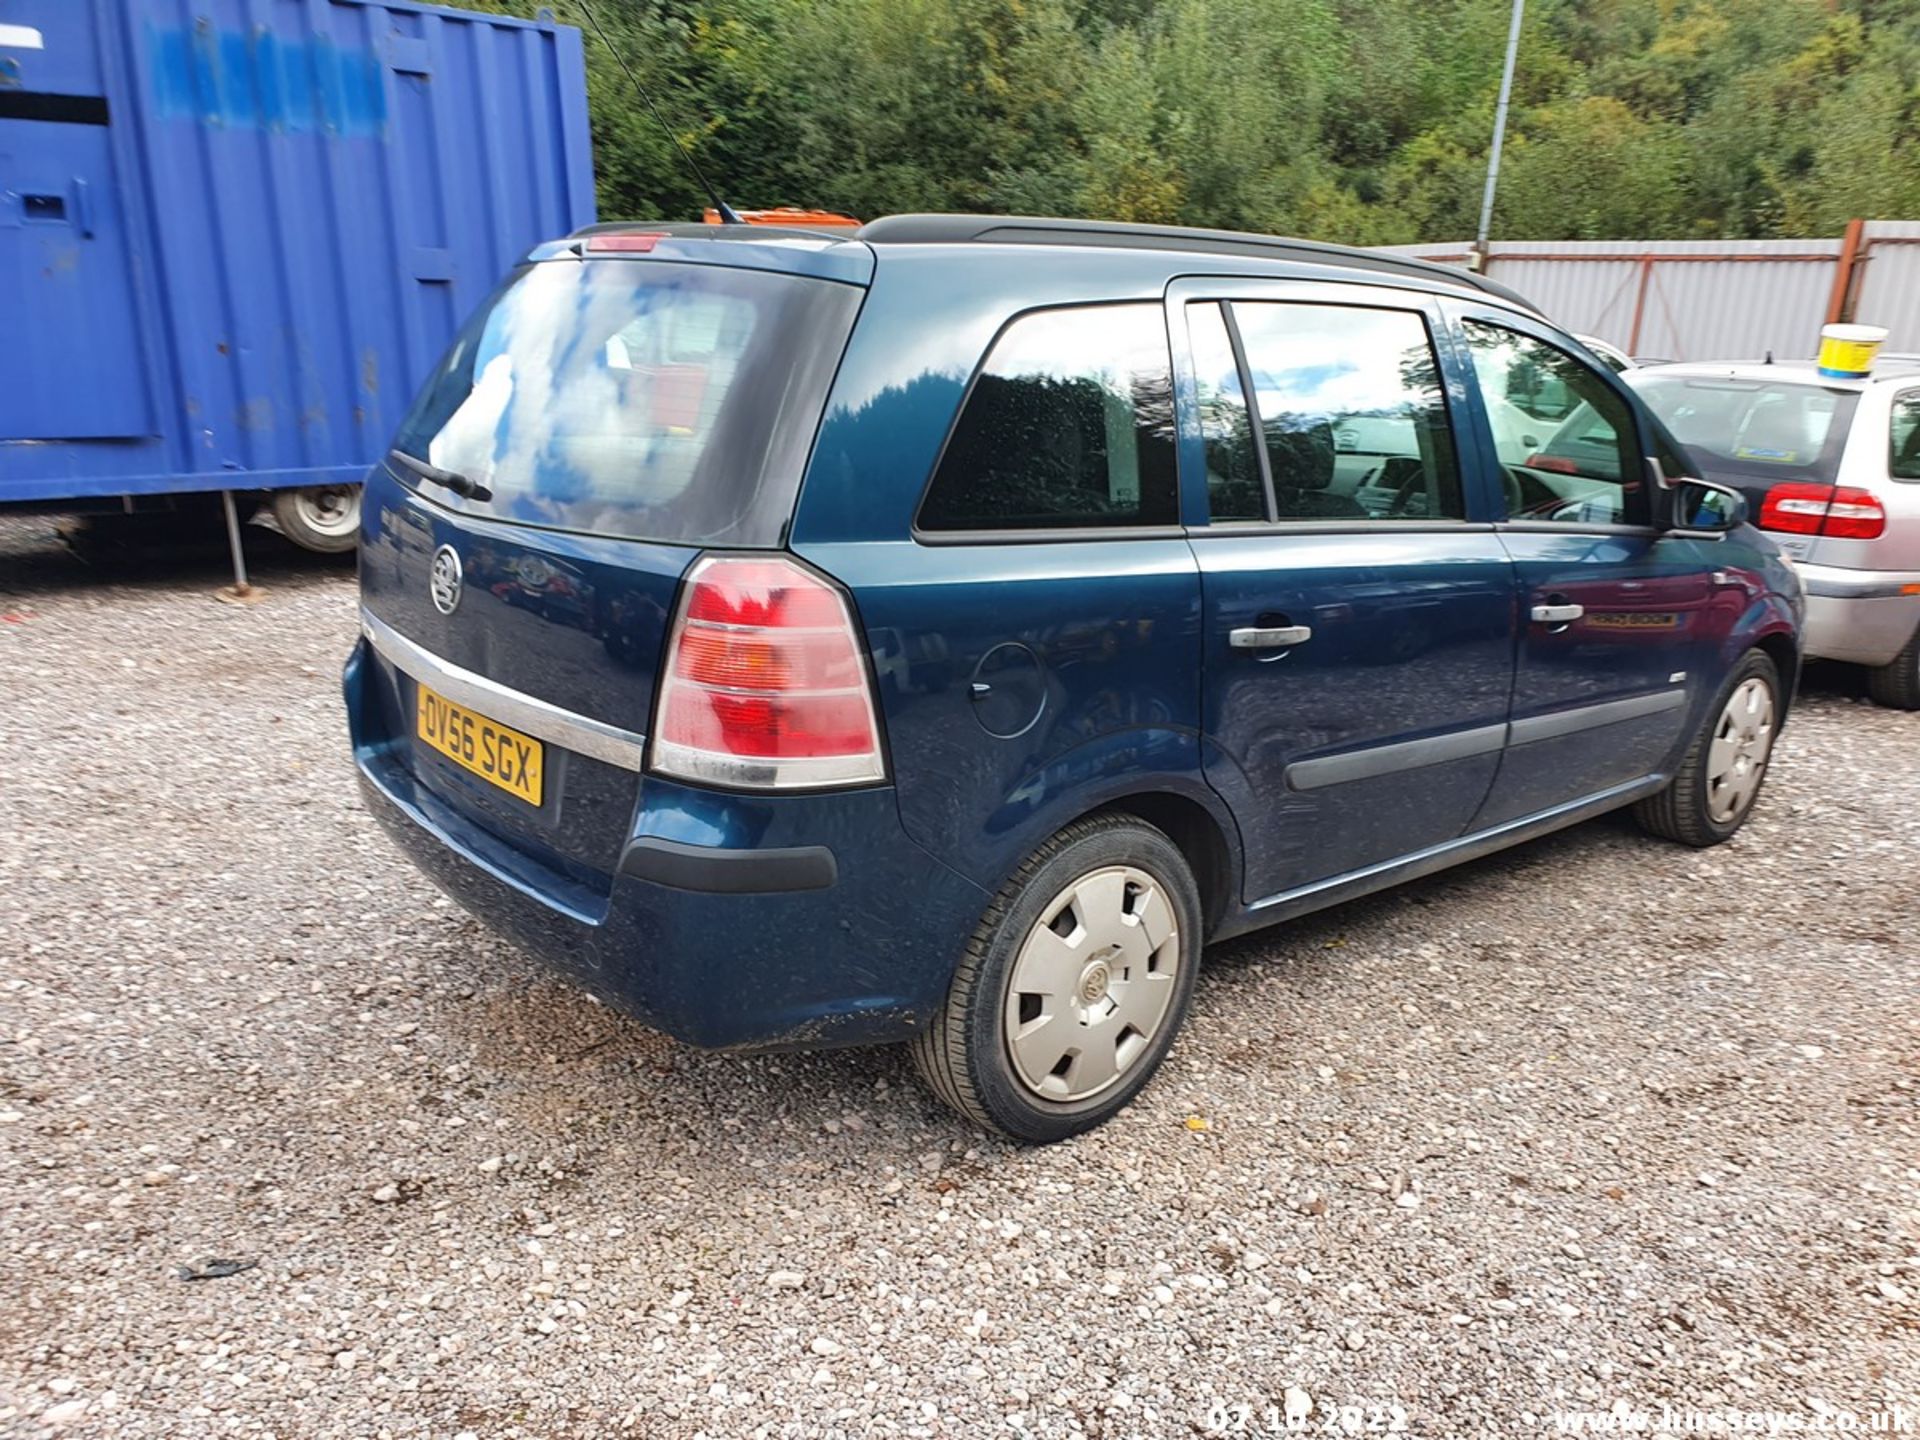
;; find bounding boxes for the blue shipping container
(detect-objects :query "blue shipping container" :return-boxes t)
[0,0,595,524]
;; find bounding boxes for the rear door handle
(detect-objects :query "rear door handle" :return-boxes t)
[1229,624,1313,649]
[1530,603,1584,624]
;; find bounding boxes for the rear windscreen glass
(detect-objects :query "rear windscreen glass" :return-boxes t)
[1629,375,1859,488]
[390,260,862,545]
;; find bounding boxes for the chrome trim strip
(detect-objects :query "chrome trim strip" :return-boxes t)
[360,608,647,772]
[1508,689,1685,748]
[1286,722,1507,792]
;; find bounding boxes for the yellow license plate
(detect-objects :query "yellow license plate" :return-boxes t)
[1587,612,1679,630]
[416,684,544,806]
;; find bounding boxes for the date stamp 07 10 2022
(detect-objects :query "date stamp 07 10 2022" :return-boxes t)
[1200,1397,1413,1436]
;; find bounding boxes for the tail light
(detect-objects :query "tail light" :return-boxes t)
[651,555,886,790]
[1759,483,1886,540]
[1821,487,1889,539]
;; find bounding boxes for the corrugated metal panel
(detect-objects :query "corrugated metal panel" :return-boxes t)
[0,0,595,502]
[1855,222,1920,351]
[1486,254,1644,345]
[1374,238,1846,361]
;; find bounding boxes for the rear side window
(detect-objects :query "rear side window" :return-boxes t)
[391,260,862,546]
[1892,392,1920,482]
[918,303,1178,532]
[1232,302,1464,522]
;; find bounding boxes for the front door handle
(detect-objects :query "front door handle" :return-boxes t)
[1530,603,1584,624]
[1230,624,1313,649]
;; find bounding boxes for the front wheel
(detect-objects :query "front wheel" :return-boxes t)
[1633,649,1781,847]
[911,814,1202,1143]
[271,484,361,554]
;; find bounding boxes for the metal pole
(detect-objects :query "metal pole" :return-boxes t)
[1473,0,1525,273]
[220,488,252,595]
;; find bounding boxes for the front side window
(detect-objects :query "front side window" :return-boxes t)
[1463,321,1647,526]
[1889,392,1920,482]
[1231,302,1464,522]
[918,303,1178,532]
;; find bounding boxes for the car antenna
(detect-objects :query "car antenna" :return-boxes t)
[572,0,743,224]
[1764,349,1774,365]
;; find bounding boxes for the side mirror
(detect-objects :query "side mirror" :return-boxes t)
[1670,477,1747,533]
[1648,455,1745,533]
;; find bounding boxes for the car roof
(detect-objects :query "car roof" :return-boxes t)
[1630,357,1920,391]
[570,214,1541,314]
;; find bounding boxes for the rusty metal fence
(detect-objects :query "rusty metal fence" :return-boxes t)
[1379,220,1920,361]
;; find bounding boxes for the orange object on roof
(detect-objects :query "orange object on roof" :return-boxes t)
[703,207,862,229]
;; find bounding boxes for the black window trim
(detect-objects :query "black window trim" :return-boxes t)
[908,281,1529,545]
[1219,301,1280,523]
[1184,518,1497,540]
[912,522,1191,547]
[919,516,1505,546]
[1498,518,1661,538]
[910,298,1181,543]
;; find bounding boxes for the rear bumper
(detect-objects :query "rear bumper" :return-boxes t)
[345,639,988,1051]
[1800,563,1920,667]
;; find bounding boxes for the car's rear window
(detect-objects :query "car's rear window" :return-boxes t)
[390,260,862,545]
[1629,374,1859,488]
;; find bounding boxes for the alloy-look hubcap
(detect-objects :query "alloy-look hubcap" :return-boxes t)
[1003,865,1181,1102]
[1705,676,1776,824]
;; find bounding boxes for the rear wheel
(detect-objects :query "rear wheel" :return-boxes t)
[1866,625,1920,710]
[911,814,1201,1143]
[271,484,361,554]
[1633,649,1780,847]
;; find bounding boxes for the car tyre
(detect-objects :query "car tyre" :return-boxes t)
[911,813,1202,1143]
[1633,648,1781,848]
[271,484,362,554]
[1866,625,1920,710]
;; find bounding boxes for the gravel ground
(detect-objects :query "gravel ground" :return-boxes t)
[1,513,1916,1440]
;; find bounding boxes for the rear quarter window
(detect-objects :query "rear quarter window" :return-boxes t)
[1892,392,1920,482]
[917,303,1179,533]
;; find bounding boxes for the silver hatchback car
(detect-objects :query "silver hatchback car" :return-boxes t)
[1627,360,1920,708]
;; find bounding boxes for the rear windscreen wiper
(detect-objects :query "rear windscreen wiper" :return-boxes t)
[387,448,493,502]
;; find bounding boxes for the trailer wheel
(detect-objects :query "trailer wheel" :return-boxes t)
[272,485,361,553]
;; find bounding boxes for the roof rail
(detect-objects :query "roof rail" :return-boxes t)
[856,214,1538,312]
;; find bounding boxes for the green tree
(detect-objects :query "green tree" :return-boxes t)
[470,0,1920,242]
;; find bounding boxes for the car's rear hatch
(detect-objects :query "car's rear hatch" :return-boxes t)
[354,231,871,901]
[1628,371,1863,554]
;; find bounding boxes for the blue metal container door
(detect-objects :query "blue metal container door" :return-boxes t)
[0,0,152,441]
[1,120,153,439]
[0,0,594,504]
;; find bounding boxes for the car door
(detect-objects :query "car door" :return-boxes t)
[1443,306,1716,826]
[1171,279,1519,904]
